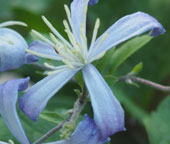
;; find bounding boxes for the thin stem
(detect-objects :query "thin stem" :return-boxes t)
[33,115,72,144]
[119,75,170,93]
[70,85,87,122]
[33,85,88,144]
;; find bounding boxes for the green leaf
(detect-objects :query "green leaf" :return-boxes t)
[129,62,143,75]
[107,35,152,74]
[40,111,65,124]
[144,96,170,144]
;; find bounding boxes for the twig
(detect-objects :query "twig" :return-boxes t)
[33,115,72,144]
[33,85,88,144]
[119,75,170,92]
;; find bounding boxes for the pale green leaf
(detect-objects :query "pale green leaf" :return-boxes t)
[108,35,152,74]
[40,111,65,124]
[129,62,143,75]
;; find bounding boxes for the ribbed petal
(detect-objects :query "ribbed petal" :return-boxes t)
[82,64,125,139]
[89,12,165,58]
[89,0,99,6]
[0,78,30,144]
[19,68,77,121]
[0,28,28,72]
[45,114,109,144]
[25,40,62,63]
[70,0,89,43]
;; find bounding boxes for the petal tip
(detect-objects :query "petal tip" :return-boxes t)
[89,0,99,6]
[19,97,39,122]
[18,77,30,91]
[136,11,166,37]
[150,26,166,37]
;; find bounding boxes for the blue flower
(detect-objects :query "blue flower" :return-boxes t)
[0,78,30,144]
[0,78,109,144]
[0,21,38,72]
[19,0,165,139]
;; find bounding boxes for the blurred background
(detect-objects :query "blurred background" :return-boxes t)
[0,0,170,144]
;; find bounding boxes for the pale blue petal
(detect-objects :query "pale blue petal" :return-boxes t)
[0,78,30,144]
[82,64,125,139]
[45,114,109,144]
[0,28,28,72]
[70,0,89,43]
[19,68,77,121]
[25,40,62,63]
[89,0,99,6]
[89,12,165,58]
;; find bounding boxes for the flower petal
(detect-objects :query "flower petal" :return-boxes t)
[0,28,28,72]
[89,0,99,6]
[25,40,62,63]
[82,64,125,139]
[19,68,77,121]
[89,12,165,58]
[70,0,88,43]
[0,78,30,144]
[45,114,109,144]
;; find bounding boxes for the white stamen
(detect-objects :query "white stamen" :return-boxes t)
[44,62,66,70]
[42,16,72,48]
[89,51,106,62]
[64,5,79,42]
[62,59,74,69]
[63,20,79,51]
[80,23,88,58]
[49,32,63,47]
[92,32,108,53]
[44,68,66,75]
[31,29,55,46]
[0,21,27,28]
[82,0,88,34]
[25,48,61,60]
[89,18,100,51]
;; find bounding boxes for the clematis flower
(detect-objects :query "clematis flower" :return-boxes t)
[19,0,165,139]
[0,21,38,72]
[0,78,30,144]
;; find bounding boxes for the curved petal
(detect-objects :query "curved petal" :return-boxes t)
[89,0,99,6]
[19,68,77,121]
[70,0,88,43]
[0,78,30,144]
[45,114,109,144]
[82,64,125,139]
[25,40,62,63]
[89,12,165,58]
[0,28,28,72]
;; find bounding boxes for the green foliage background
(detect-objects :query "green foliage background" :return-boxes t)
[0,0,170,144]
